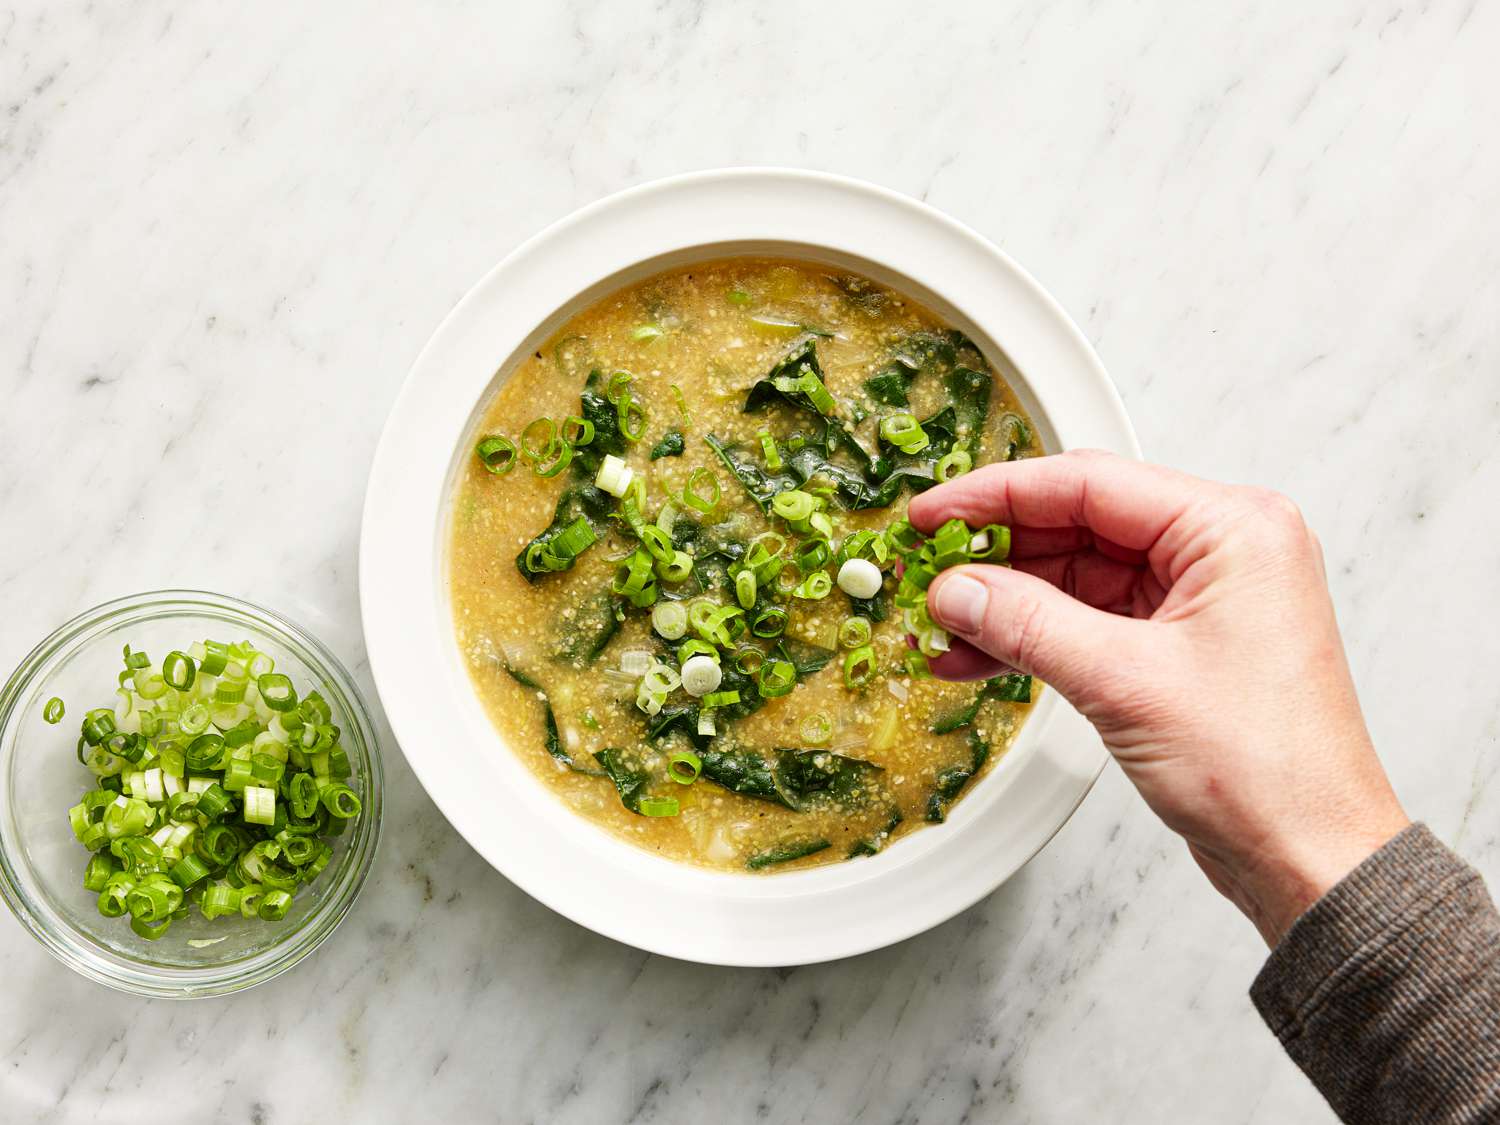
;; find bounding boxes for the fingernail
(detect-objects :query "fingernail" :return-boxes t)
[934,574,988,634]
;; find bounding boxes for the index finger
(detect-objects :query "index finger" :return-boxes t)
[906,449,1202,552]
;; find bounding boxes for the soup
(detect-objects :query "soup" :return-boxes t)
[449,258,1042,872]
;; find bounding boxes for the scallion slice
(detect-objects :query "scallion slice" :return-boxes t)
[682,468,720,513]
[757,659,796,699]
[844,646,877,689]
[668,750,702,784]
[475,435,517,475]
[162,651,196,692]
[637,796,680,817]
[520,417,557,462]
[43,697,65,725]
[562,415,595,446]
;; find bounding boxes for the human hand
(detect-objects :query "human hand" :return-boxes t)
[907,450,1409,945]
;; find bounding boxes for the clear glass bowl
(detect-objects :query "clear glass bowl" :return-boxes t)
[0,590,383,997]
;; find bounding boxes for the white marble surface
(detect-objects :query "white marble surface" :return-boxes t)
[2,1,1497,1121]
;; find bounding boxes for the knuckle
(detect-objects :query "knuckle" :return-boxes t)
[998,595,1050,671]
[1245,487,1306,535]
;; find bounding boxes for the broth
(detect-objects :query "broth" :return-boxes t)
[449,258,1042,872]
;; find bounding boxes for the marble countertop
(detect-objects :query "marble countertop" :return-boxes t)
[3,2,1496,1121]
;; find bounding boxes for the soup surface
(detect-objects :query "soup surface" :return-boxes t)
[449,258,1043,872]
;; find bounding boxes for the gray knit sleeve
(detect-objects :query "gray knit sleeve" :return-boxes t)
[1251,823,1500,1123]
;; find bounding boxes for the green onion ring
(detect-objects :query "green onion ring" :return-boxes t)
[475,435,517,475]
[520,417,557,462]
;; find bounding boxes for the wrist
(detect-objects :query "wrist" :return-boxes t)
[1237,803,1411,946]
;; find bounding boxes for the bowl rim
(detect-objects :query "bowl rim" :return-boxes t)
[360,167,1140,966]
[0,588,384,998]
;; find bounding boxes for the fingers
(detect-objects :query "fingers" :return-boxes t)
[926,563,1149,704]
[907,450,1204,553]
[927,637,1014,682]
[1013,552,1141,615]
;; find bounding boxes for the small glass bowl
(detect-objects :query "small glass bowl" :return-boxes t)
[0,590,383,998]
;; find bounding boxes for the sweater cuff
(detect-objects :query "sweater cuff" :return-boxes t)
[1250,823,1472,1040]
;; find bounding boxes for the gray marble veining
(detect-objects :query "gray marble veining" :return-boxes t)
[2,1,1497,1121]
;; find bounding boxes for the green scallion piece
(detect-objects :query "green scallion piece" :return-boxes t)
[43,697,65,725]
[562,416,595,446]
[668,750,702,784]
[844,645,877,689]
[520,417,557,462]
[839,617,873,650]
[757,659,796,699]
[758,429,783,471]
[476,435,517,475]
[162,651,196,692]
[682,468,720,513]
[617,396,647,442]
[637,796,680,817]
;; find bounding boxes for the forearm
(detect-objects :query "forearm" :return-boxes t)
[1251,824,1500,1124]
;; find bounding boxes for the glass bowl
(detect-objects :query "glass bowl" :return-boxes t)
[0,590,383,997]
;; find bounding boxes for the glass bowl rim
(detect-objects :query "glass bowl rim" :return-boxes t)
[0,588,383,998]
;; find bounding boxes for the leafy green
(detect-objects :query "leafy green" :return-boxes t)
[648,706,713,752]
[502,663,598,774]
[930,674,1033,734]
[570,370,626,479]
[696,746,885,812]
[514,485,613,584]
[698,747,785,804]
[555,591,622,667]
[926,733,991,823]
[650,430,685,460]
[704,434,790,513]
[743,339,828,415]
[945,366,993,445]
[847,809,904,858]
[863,359,917,407]
[775,637,835,679]
[828,273,890,316]
[747,838,830,870]
[593,748,651,813]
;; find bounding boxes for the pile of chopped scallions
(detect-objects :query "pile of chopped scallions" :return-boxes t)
[57,639,361,940]
[892,517,1012,664]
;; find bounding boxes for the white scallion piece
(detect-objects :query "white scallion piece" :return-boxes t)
[595,454,634,497]
[836,558,883,600]
[618,649,653,677]
[887,679,909,702]
[680,655,723,697]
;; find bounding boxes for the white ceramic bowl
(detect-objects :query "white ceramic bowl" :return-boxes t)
[361,168,1139,966]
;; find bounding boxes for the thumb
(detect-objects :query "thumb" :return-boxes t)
[927,564,1147,707]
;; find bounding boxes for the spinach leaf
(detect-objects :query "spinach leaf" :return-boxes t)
[930,674,1033,734]
[775,748,884,809]
[925,732,991,823]
[650,430,685,460]
[849,588,889,623]
[502,662,599,774]
[743,339,827,414]
[775,637,835,679]
[704,434,795,513]
[997,411,1034,461]
[555,591,622,668]
[698,747,786,804]
[648,706,713,752]
[501,662,541,691]
[863,359,917,407]
[829,274,890,316]
[847,808,904,858]
[746,838,831,870]
[571,371,626,479]
[593,748,651,813]
[744,343,877,474]
[514,485,613,584]
[945,366,993,444]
